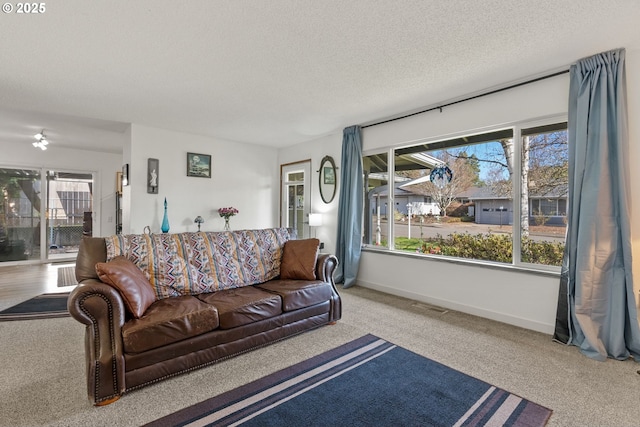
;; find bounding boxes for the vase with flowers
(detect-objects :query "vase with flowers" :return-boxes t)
[218,207,239,231]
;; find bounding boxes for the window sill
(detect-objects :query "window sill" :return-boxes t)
[361,246,561,278]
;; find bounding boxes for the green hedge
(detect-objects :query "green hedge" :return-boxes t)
[395,232,563,266]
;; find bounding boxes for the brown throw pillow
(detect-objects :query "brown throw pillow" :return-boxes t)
[280,238,320,280]
[95,256,156,318]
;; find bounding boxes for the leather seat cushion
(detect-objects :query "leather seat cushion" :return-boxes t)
[258,280,331,312]
[122,296,219,353]
[197,286,282,329]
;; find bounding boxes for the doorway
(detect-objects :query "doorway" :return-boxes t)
[0,167,94,265]
[45,171,94,262]
[0,167,42,263]
[281,160,311,238]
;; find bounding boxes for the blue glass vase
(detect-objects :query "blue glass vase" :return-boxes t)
[161,197,170,233]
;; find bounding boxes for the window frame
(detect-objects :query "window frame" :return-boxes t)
[362,114,567,274]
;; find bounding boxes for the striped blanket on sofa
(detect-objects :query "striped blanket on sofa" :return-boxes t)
[104,228,291,299]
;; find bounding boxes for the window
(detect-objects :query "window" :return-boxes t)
[363,152,389,247]
[363,120,568,270]
[520,123,568,267]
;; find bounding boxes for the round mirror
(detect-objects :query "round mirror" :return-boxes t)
[319,156,337,203]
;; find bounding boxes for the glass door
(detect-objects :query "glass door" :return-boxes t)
[281,161,311,238]
[46,171,93,261]
[0,168,42,263]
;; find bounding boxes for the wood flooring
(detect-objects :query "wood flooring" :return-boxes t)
[0,262,76,311]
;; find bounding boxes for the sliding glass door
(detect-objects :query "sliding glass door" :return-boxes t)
[46,171,93,262]
[0,168,42,263]
[0,167,94,264]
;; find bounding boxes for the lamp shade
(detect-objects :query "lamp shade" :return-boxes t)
[308,213,322,227]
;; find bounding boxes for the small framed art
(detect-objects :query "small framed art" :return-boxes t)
[122,164,129,186]
[187,152,211,178]
[323,165,335,185]
[148,158,159,194]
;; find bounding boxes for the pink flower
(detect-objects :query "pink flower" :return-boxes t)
[218,207,239,218]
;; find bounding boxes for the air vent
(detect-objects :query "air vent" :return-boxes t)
[411,301,449,314]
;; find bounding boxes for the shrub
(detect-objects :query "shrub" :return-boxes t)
[521,237,564,266]
[448,202,473,218]
[398,232,564,266]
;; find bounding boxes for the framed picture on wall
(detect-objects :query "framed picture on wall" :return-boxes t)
[187,152,211,178]
[323,165,335,185]
[122,164,129,186]
[148,158,159,194]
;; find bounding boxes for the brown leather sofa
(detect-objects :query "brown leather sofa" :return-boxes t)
[68,233,341,405]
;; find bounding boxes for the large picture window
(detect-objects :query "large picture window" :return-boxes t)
[363,120,568,270]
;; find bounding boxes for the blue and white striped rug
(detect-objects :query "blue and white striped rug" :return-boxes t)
[0,293,70,321]
[146,334,552,427]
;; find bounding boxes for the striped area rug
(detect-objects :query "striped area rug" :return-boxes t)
[145,334,552,427]
[0,293,70,321]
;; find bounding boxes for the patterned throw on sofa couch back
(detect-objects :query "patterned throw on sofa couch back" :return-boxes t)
[104,228,291,299]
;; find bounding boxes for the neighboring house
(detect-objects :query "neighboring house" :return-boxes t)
[369,181,567,226]
[367,178,441,219]
[458,186,567,226]
[365,153,442,218]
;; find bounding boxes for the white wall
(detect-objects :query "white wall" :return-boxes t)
[358,74,569,334]
[124,124,279,234]
[277,78,566,332]
[0,141,122,237]
[282,50,640,335]
[278,133,342,255]
[359,50,640,334]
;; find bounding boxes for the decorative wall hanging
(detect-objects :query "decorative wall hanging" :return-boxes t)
[147,158,159,194]
[429,165,453,189]
[318,156,338,203]
[122,164,129,186]
[187,152,212,178]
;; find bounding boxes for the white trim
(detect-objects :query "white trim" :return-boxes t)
[356,278,554,334]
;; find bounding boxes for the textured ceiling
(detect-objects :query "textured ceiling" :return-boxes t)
[1,0,639,153]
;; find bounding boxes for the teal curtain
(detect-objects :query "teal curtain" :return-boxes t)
[554,48,640,361]
[335,126,363,288]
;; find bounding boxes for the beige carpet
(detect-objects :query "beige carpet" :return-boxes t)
[1,286,640,426]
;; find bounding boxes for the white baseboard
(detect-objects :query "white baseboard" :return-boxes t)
[356,280,555,335]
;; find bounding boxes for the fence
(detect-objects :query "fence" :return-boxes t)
[6,225,84,247]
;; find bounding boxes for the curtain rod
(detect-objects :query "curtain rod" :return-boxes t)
[361,69,570,129]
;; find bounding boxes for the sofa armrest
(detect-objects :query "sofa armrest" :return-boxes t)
[67,279,127,405]
[316,254,341,321]
[316,254,338,283]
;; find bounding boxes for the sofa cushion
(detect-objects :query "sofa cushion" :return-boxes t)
[279,238,319,280]
[95,256,157,318]
[258,280,332,312]
[197,287,282,329]
[122,296,219,353]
